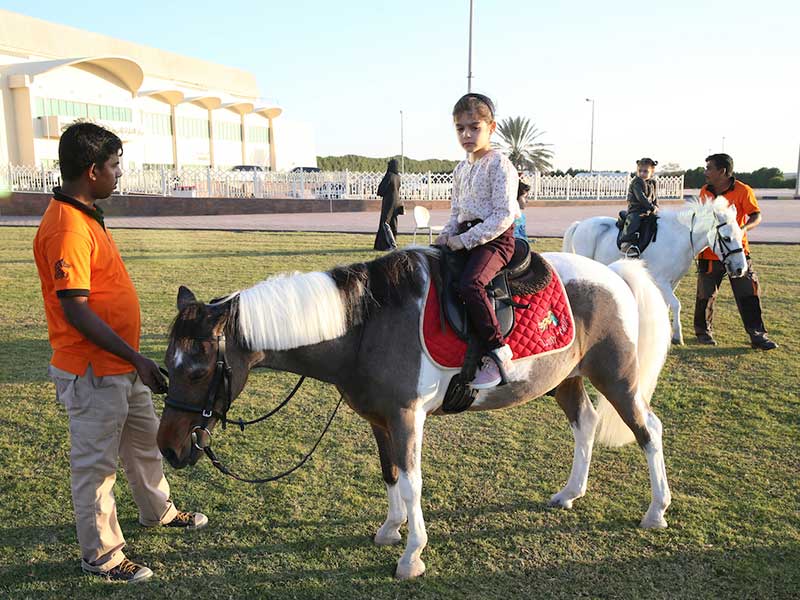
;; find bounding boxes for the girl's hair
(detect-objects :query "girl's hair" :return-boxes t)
[452,93,495,121]
[636,157,658,168]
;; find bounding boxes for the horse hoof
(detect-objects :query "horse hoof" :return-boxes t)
[374,530,402,546]
[395,559,426,580]
[671,337,684,346]
[640,515,668,529]
[548,494,574,509]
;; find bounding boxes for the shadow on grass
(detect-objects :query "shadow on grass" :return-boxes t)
[3,529,796,599]
[123,247,383,262]
[0,337,53,383]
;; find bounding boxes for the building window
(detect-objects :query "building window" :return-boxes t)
[177,117,209,139]
[33,97,131,122]
[215,120,242,142]
[143,113,172,136]
[248,126,269,144]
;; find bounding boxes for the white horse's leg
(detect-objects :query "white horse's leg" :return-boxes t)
[640,409,672,529]
[550,380,599,508]
[375,482,407,545]
[655,279,683,345]
[394,410,427,580]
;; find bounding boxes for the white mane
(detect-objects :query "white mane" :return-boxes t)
[236,271,350,351]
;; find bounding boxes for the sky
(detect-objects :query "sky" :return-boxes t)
[5,0,799,172]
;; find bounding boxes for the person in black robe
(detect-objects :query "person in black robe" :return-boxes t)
[373,158,402,250]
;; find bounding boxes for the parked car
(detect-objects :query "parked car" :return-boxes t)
[291,166,321,173]
[231,165,266,172]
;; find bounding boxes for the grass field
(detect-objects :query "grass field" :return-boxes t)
[0,228,798,599]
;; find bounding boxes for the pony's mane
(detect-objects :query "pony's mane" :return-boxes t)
[233,248,433,351]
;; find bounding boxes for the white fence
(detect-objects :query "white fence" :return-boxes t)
[1,165,684,201]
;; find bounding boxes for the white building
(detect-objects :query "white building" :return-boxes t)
[0,9,317,171]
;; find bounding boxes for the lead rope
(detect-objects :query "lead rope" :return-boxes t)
[201,393,344,483]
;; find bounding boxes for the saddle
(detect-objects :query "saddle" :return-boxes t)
[435,238,552,413]
[616,210,659,257]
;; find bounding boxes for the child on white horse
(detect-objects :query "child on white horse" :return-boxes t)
[620,157,659,254]
[434,93,520,389]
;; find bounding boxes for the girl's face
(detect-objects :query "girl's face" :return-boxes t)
[638,165,655,180]
[454,110,496,158]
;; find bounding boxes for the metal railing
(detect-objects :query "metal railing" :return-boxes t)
[3,164,684,201]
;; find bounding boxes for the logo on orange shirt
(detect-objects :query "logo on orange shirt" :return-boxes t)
[54,259,72,280]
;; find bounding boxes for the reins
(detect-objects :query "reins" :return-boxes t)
[161,333,344,484]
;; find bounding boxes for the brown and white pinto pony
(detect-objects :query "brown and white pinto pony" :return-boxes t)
[157,249,672,579]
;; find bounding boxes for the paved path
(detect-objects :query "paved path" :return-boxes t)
[2,200,797,243]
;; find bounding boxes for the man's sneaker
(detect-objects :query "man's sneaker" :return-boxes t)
[471,345,513,390]
[751,335,778,350]
[84,558,153,583]
[164,510,208,531]
[696,333,717,346]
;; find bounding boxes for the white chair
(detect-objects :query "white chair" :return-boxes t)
[412,205,444,244]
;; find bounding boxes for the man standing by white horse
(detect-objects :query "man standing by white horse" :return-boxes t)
[694,153,777,350]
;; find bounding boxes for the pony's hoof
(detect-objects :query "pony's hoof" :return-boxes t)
[671,337,684,346]
[548,493,574,509]
[395,558,426,580]
[374,530,402,546]
[640,515,668,529]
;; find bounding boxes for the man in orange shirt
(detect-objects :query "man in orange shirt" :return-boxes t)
[34,122,208,583]
[693,153,778,350]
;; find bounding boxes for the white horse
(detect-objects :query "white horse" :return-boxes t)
[562,197,747,344]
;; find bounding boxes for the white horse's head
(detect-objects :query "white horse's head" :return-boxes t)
[707,197,747,278]
[679,197,747,278]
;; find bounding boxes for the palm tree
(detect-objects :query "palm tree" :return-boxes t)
[493,116,554,172]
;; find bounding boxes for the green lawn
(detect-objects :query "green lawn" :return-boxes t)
[0,228,798,599]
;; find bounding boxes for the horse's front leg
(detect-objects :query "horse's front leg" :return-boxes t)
[656,280,683,345]
[390,408,428,579]
[370,423,407,546]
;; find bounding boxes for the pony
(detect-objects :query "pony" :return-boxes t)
[157,249,672,579]
[561,197,747,344]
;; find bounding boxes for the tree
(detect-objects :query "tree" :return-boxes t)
[658,162,683,175]
[493,116,554,172]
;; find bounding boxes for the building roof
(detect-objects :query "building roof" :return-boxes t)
[2,56,144,93]
[0,9,258,97]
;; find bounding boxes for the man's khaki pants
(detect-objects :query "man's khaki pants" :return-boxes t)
[49,364,178,572]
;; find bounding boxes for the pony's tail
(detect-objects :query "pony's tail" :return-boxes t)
[561,221,580,253]
[595,259,671,447]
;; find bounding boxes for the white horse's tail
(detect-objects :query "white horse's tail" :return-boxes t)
[562,221,581,253]
[595,259,671,447]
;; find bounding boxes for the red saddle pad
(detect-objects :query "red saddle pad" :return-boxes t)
[421,268,575,369]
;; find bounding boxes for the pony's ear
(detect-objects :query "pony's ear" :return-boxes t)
[208,300,232,333]
[177,286,198,311]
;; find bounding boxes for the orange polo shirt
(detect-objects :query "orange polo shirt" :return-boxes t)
[33,189,141,376]
[698,178,760,261]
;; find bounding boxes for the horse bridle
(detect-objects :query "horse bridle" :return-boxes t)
[163,335,234,439]
[688,211,744,269]
[161,333,342,483]
[712,221,744,264]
